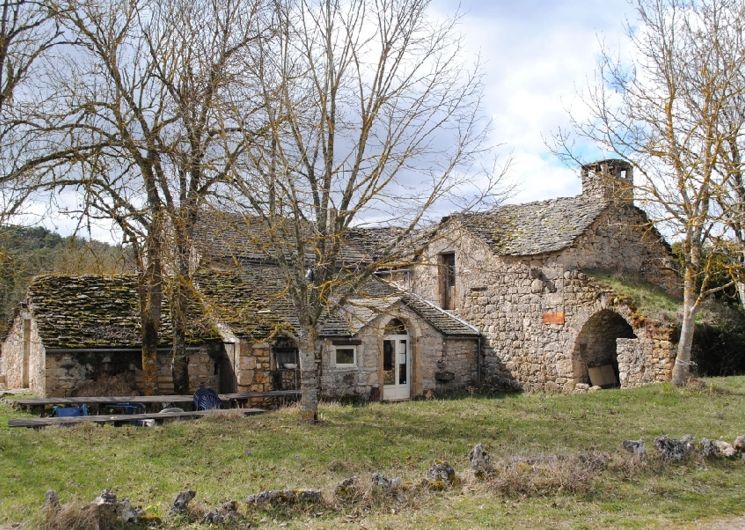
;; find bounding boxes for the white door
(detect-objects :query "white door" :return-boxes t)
[383,334,410,400]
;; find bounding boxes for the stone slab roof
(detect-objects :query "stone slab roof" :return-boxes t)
[27,275,221,350]
[451,196,608,256]
[195,266,479,340]
[345,226,430,264]
[194,211,369,265]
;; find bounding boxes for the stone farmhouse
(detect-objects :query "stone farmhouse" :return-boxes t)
[402,159,680,392]
[0,159,681,399]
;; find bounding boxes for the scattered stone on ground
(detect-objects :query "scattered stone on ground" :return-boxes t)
[334,476,360,501]
[654,435,694,461]
[170,490,196,515]
[89,489,142,525]
[203,500,240,524]
[712,440,735,457]
[589,385,602,392]
[468,444,494,477]
[245,489,322,508]
[44,490,60,511]
[700,438,736,458]
[371,473,401,492]
[733,435,745,453]
[622,439,646,458]
[426,461,456,490]
[574,383,590,392]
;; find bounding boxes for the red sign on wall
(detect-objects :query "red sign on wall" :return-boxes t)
[543,312,565,325]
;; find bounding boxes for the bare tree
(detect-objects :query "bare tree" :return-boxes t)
[0,0,62,222]
[18,0,268,393]
[231,0,504,421]
[555,0,745,386]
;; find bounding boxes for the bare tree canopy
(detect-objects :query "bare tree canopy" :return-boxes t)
[10,0,271,393]
[555,0,745,386]
[0,0,63,221]
[228,0,505,421]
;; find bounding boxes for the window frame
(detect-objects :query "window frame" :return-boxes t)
[333,345,357,367]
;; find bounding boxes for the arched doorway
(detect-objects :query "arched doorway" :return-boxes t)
[573,310,635,388]
[383,318,410,400]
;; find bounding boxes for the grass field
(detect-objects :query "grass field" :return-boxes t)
[2,378,745,529]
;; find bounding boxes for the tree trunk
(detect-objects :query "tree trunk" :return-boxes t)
[738,281,745,312]
[170,258,191,395]
[298,326,320,423]
[170,205,197,394]
[170,275,190,394]
[672,266,698,387]
[140,229,162,396]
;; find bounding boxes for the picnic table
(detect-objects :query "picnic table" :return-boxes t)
[8,407,265,429]
[11,390,301,414]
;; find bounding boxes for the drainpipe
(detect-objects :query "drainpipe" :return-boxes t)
[476,335,482,386]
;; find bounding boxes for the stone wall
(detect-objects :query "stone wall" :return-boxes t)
[1,311,46,394]
[411,211,677,392]
[42,346,221,397]
[556,206,679,295]
[234,340,273,393]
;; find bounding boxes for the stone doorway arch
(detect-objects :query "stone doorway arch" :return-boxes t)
[573,309,635,388]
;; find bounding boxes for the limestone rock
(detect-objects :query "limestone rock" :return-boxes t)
[700,438,718,458]
[714,440,736,458]
[427,461,456,490]
[170,490,196,515]
[468,444,493,477]
[44,490,60,511]
[334,476,360,501]
[734,435,745,453]
[245,489,322,508]
[203,501,239,524]
[621,439,646,458]
[371,473,401,492]
[574,383,590,392]
[654,435,694,461]
[89,489,142,524]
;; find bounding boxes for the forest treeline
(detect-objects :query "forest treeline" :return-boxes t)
[0,225,131,336]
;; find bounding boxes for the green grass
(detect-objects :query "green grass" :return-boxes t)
[585,269,682,321]
[2,378,745,528]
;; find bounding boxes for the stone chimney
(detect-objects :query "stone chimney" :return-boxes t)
[580,159,634,205]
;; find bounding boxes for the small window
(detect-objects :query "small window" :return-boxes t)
[439,252,456,310]
[334,346,356,367]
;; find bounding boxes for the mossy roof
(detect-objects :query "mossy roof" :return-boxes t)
[195,266,479,340]
[449,196,608,256]
[194,212,370,265]
[27,275,221,349]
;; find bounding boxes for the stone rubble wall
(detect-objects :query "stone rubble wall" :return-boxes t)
[1,311,46,394]
[42,347,221,397]
[411,208,678,393]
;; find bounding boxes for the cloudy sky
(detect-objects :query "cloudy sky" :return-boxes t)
[431,0,635,204]
[27,0,637,242]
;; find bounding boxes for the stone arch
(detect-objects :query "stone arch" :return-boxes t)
[376,308,423,399]
[572,309,635,388]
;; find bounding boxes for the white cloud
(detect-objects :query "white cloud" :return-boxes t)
[431,0,634,204]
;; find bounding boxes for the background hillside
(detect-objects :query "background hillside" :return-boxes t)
[0,225,132,337]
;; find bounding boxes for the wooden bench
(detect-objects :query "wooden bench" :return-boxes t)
[12,390,301,413]
[8,407,265,428]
